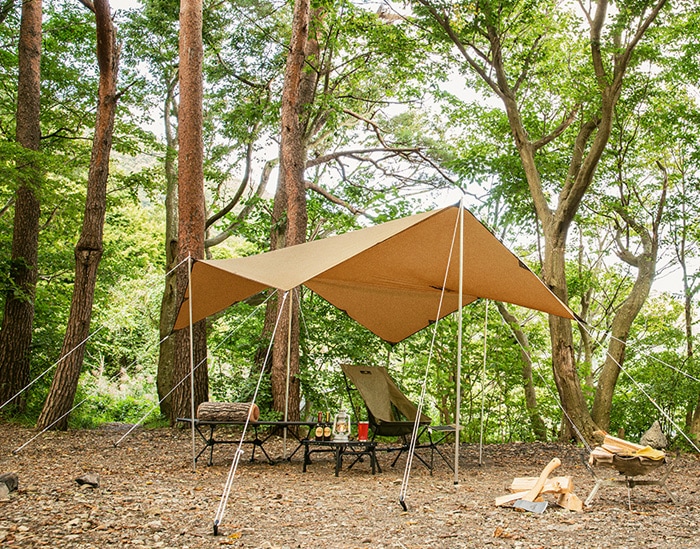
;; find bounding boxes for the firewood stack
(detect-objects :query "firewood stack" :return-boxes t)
[513,475,583,512]
[495,465,584,512]
[588,433,666,476]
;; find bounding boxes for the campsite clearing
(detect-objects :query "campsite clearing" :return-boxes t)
[0,422,698,548]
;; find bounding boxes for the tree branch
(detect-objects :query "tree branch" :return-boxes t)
[205,136,256,230]
[306,146,419,168]
[513,35,543,94]
[414,0,502,98]
[204,158,276,248]
[614,0,669,86]
[305,180,373,218]
[342,108,388,147]
[0,197,15,217]
[77,0,96,13]
[0,0,15,23]
[532,106,580,151]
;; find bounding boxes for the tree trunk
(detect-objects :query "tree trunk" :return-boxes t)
[576,233,596,390]
[675,179,699,440]
[36,0,119,430]
[543,231,598,443]
[268,0,321,421]
[156,79,179,419]
[591,240,658,430]
[495,302,547,441]
[690,401,700,440]
[0,0,41,413]
[171,0,208,424]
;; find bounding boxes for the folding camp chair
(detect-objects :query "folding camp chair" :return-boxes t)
[341,364,455,474]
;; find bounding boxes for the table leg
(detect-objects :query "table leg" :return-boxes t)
[207,425,215,466]
[335,446,343,477]
[303,442,310,472]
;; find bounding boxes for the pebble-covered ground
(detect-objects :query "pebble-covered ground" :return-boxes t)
[1,422,698,548]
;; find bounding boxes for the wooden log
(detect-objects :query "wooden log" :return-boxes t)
[589,446,615,466]
[509,476,573,494]
[196,402,260,422]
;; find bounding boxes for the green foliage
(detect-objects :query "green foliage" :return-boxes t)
[608,295,694,442]
[68,372,162,429]
[0,0,697,447]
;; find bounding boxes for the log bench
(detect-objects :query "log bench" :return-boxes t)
[177,402,316,465]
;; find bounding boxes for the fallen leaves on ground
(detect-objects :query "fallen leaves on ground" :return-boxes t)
[0,422,698,548]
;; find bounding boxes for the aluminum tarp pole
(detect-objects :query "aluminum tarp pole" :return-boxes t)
[188,256,196,472]
[283,289,293,458]
[479,300,488,466]
[454,201,464,485]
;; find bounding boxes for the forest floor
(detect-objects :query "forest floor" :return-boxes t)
[0,421,698,549]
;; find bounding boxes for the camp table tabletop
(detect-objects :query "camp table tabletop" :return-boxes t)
[176,418,317,465]
[301,439,380,476]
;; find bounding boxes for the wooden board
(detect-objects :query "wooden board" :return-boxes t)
[601,434,645,455]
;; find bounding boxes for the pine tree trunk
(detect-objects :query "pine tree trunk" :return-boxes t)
[171,0,208,423]
[0,0,41,413]
[156,81,179,419]
[36,0,119,430]
[268,0,319,422]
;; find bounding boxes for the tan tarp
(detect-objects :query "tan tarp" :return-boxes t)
[174,204,574,343]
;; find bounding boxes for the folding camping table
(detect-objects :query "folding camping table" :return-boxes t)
[176,418,317,465]
[301,439,380,476]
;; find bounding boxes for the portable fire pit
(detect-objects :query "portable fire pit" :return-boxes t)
[583,434,676,510]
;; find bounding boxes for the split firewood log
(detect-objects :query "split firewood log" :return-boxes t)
[509,476,573,494]
[600,434,646,455]
[557,492,583,512]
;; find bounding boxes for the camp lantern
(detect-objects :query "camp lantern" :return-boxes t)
[332,410,351,442]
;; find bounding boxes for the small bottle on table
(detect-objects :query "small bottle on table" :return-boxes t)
[314,411,324,441]
[323,411,332,441]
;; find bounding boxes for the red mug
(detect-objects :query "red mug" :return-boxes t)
[357,421,369,441]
